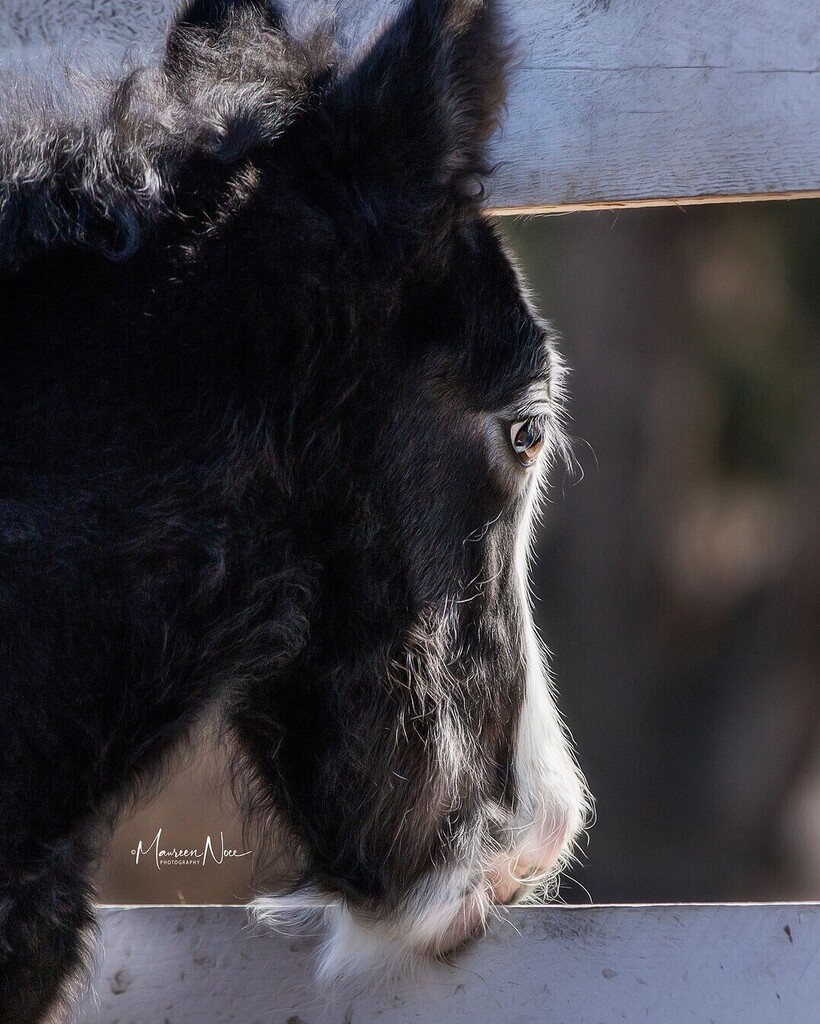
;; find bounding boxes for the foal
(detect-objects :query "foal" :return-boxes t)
[0,0,589,1018]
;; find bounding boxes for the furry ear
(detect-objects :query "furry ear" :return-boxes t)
[326,0,508,232]
[165,0,287,77]
[171,0,284,34]
[162,0,301,158]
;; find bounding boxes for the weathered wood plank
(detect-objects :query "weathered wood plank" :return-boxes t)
[1,0,818,211]
[87,904,820,1022]
[489,0,820,211]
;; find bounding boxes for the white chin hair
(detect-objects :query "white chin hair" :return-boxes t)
[317,905,419,984]
[250,871,489,985]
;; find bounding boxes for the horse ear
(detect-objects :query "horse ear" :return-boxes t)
[328,0,508,226]
[163,0,296,158]
[171,0,284,32]
[162,0,288,92]
[166,0,286,72]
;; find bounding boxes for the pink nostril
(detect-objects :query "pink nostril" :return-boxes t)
[487,860,538,905]
[527,817,573,876]
[487,828,571,906]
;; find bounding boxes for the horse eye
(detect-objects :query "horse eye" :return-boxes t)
[510,418,545,467]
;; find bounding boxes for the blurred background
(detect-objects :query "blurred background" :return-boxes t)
[98,199,820,906]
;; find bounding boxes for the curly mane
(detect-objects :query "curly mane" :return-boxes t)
[0,3,331,265]
[0,0,505,269]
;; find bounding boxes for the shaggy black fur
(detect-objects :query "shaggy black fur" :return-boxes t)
[0,0,571,1017]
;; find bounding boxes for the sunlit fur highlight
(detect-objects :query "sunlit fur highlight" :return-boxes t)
[251,339,591,982]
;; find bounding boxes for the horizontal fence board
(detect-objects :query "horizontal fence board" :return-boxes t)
[87,903,820,1022]
[0,0,818,211]
[488,0,820,211]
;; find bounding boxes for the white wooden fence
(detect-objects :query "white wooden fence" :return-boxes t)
[2,0,819,1020]
[1,0,818,211]
[489,0,820,212]
[92,904,820,1021]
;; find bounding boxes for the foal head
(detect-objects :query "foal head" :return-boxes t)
[194,0,592,974]
[1,0,590,979]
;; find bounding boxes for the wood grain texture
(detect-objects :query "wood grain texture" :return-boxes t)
[87,904,820,1022]
[489,0,820,209]
[0,0,818,210]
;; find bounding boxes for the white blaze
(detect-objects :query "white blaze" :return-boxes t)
[508,469,589,894]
